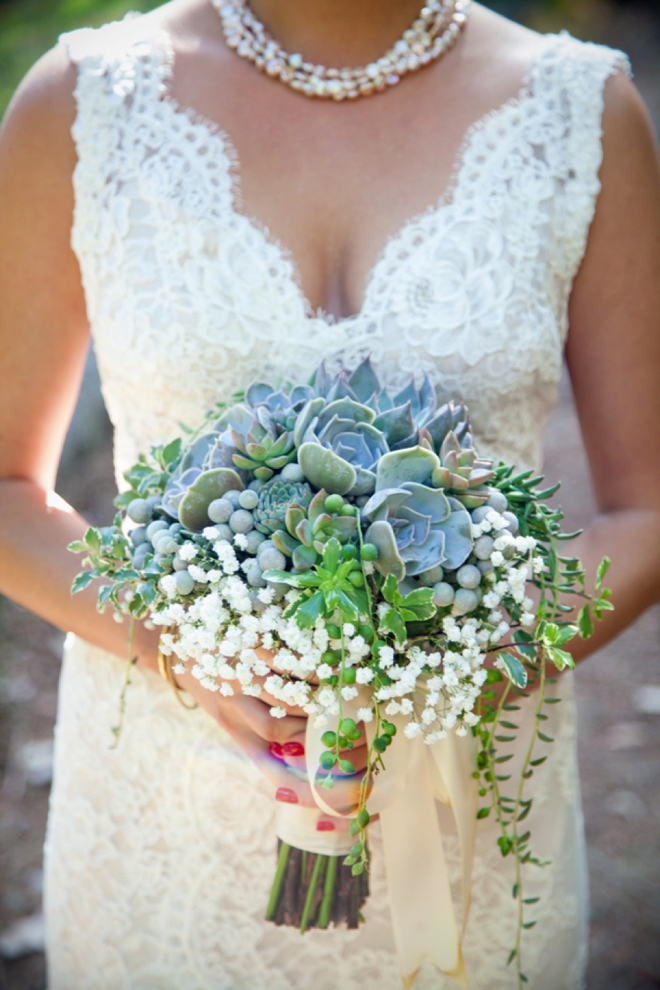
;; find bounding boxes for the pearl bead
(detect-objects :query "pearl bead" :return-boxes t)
[212,0,470,100]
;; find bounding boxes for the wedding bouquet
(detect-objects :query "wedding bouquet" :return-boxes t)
[70,358,611,987]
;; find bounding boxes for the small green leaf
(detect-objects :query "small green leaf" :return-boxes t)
[67,540,87,554]
[596,556,611,590]
[83,527,102,556]
[476,807,491,819]
[537,731,554,743]
[577,604,594,639]
[295,591,326,628]
[382,573,400,605]
[351,863,365,876]
[498,653,528,689]
[71,571,93,594]
[338,758,355,774]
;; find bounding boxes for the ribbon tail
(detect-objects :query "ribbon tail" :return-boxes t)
[379,734,466,988]
[430,730,478,935]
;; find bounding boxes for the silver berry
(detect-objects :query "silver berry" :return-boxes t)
[432,582,455,607]
[457,564,481,589]
[208,498,233,524]
[229,509,254,534]
[474,535,495,560]
[175,570,195,595]
[486,490,508,513]
[453,588,478,614]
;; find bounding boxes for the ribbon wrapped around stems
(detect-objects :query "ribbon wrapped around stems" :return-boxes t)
[274,688,478,990]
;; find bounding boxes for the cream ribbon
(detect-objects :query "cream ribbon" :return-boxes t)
[274,690,478,990]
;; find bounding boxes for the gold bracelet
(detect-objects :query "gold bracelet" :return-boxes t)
[157,647,198,711]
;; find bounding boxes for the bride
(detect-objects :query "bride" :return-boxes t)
[1,0,659,986]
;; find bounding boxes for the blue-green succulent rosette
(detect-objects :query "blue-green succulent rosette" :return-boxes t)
[69,357,612,981]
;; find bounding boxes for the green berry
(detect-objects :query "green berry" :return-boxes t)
[325,494,344,514]
[342,667,356,685]
[326,624,341,640]
[342,544,358,560]
[356,808,370,828]
[359,625,374,642]
[340,717,358,737]
[347,570,364,587]
[340,504,356,516]
[319,751,337,771]
[321,730,337,748]
[360,543,378,561]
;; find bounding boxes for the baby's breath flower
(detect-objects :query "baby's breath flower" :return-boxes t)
[270,706,286,719]
[357,706,374,723]
[356,667,374,684]
[219,683,234,697]
[178,542,198,561]
[378,645,395,668]
[188,564,209,583]
[404,721,422,739]
[341,685,358,701]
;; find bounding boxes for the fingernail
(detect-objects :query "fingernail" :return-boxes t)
[276,787,299,804]
[282,741,305,757]
[269,742,284,759]
[316,819,335,831]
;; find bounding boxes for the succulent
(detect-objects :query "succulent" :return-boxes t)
[231,423,296,481]
[362,446,473,580]
[178,469,244,532]
[296,397,389,496]
[271,490,358,570]
[427,430,495,509]
[253,477,312,535]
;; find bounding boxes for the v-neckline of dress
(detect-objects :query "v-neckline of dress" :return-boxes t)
[154,28,562,326]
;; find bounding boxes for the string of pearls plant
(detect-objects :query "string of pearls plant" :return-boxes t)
[213,0,471,100]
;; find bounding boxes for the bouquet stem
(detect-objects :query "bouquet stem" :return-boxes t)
[266,840,370,932]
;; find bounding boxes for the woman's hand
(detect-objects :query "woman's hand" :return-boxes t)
[164,643,370,819]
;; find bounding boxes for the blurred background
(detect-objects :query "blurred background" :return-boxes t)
[0,0,659,987]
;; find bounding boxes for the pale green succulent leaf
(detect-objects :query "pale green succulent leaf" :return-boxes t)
[375,446,439,491]
[366,520,406,581]
[298,442,357,495]
[179,468,244,531]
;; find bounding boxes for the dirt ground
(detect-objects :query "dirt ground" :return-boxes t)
[0,4,659,989]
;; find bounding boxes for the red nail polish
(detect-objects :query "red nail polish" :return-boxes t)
[282,741,305,757]
[316,819,335,831]
[269,742,284,759]
[276,787,299,804]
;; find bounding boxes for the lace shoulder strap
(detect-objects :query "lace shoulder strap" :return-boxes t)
[539,34,632,300]
[59,15,171,168]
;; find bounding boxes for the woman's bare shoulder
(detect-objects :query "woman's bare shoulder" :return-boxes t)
[0,43,77,156]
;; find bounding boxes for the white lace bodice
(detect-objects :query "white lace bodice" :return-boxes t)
[65,15,628,482]
[44,15,629,990]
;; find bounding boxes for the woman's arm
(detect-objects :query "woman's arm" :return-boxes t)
[0,49,367,811]
[563,72,660,662]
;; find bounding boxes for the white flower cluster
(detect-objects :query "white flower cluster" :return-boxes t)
[151,519,545,750]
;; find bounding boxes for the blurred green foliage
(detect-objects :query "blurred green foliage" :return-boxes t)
[0,0,161,115]
[0,0,610,119]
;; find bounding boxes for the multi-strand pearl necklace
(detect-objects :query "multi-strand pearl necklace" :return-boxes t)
[213,0,471,100]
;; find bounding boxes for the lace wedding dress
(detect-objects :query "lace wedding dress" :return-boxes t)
[44,14,629,989]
